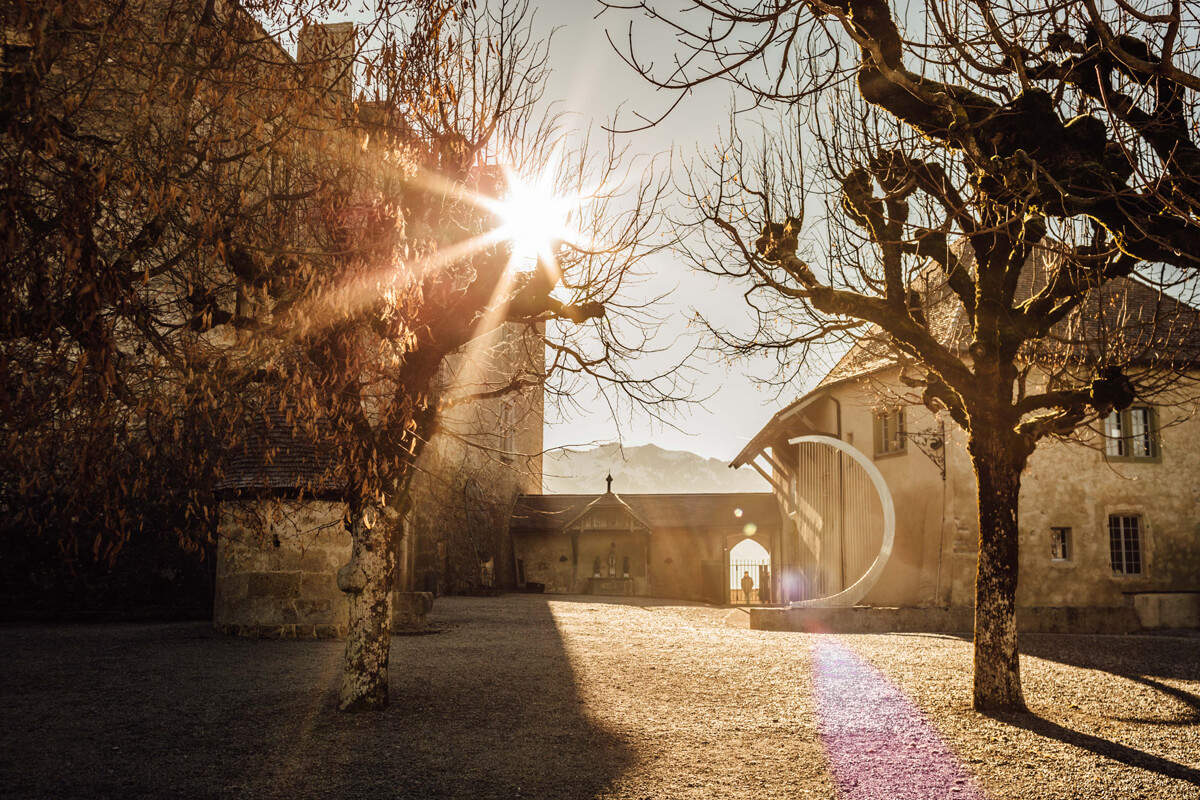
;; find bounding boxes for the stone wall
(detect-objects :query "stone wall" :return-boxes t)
[513,526,770,601]
[805,369,1200,613]
[213,499,350,638]
[513,531,574,593]
[215,498,439,636]
[646,529,724,601]
[404,322,544,596]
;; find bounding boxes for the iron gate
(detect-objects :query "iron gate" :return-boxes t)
[730,560,772,605]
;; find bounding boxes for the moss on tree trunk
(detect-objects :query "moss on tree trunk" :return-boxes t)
[337,505,395,712]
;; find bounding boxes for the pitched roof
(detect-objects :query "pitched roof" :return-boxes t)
[510,492,780,533]
[734,249,1200,467]
[817,252,1200,391]
[1044,275,1200,363]
[814,330,897,390]
[214,405,346,499]
[560,490,653,532]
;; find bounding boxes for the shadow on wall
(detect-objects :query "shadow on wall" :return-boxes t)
[0,596,631,800]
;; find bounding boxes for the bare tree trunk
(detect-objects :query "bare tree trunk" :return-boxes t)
[968,428,1029,713]
[337,504,395,712]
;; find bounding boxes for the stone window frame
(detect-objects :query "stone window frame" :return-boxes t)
[1103,406,1161,463]
[872,407,907,458]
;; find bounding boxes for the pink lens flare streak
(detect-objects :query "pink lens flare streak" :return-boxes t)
[813,639,987,800]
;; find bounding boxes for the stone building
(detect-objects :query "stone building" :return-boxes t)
[213,321,544,637]
[736,273,1200,632]
[5,0,550,633]
[399,323,545,598]
[188,16,549,637]
[509,482,780,603]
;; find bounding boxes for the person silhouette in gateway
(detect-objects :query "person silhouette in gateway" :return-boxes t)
[741,570,754,604]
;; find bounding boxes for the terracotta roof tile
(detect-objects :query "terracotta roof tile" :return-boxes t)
[215,405,346,498]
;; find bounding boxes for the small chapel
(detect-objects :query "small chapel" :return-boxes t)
[507,475,780,603]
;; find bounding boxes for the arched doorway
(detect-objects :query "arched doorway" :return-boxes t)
[729,538,771,605]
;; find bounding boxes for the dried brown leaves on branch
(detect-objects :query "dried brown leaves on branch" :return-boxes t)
[1,0,674,709]
[609,0,1200,711]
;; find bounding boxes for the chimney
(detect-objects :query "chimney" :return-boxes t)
[297,22,356,102]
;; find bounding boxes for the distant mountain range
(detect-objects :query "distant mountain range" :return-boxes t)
[542,442,769,495]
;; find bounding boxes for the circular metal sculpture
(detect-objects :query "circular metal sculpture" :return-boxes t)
[786,435,896,608]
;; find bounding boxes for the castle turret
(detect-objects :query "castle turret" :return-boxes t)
[297,22,356,102]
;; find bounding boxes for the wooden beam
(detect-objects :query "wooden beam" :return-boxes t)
[760,449,788,479]
[748,458,785,495]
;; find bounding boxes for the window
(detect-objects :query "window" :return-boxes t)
[1050,527,1071,562]
[873,408,906,456]
[1108,515,1142,575]
[1104,406,1158,460]
[498,400,515,462]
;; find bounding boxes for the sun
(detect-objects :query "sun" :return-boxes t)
[491,167,577,272]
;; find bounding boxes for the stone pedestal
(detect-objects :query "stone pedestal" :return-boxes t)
[391,591,435,631]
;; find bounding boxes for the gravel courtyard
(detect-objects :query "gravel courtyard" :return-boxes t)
[1,595,1198,799]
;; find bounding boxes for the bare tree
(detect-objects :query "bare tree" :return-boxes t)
[1,0,672,712]
[606,0,1200,710]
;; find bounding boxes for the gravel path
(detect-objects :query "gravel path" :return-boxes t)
[0,595,1197,799]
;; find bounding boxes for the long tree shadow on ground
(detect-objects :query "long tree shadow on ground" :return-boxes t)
[982,709,1200,787]
[0,596,631,799]
[1020,632,1200,724]
[270,596,634,799]
[987,633,1200,787]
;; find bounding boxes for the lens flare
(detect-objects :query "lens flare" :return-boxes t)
[488,166,579,274]
[813,639,986,799]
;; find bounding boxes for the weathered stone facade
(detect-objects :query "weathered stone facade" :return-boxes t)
[738,367,1200,630]
[214,322,544,637]
[213,498,437,637]
[214,500,349,638]
[400,323,545,597]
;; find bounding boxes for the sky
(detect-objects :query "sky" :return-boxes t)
[320,0,843,463]
[528,2,839,462]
